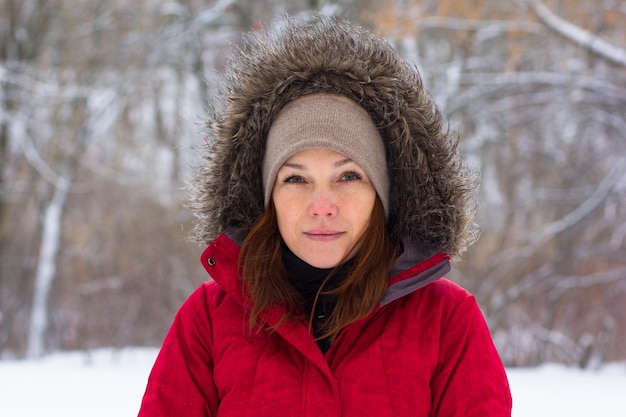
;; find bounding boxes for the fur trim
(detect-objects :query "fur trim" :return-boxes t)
[189,13,479,260]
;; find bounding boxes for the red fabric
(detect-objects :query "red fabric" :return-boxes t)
[138,234,512,416]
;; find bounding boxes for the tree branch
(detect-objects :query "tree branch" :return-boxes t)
[416,16,545,35]
[529,0,626,67]
[530,163,624,246]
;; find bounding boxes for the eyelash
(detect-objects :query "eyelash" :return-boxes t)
[284,175,305,183]
[340,171,362,181]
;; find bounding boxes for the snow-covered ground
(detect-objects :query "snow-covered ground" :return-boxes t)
[0,348,624,416]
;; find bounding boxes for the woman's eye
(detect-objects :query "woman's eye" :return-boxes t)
[340,171,363,182]
[284,175,306,183]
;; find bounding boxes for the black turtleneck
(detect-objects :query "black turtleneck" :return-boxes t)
[281,245,353,353]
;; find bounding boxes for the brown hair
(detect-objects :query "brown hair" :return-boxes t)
[239,197,398,342]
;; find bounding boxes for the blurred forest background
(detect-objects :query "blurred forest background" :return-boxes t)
[1,0,624,366]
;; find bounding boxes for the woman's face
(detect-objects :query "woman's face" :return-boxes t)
[272,148,376,268]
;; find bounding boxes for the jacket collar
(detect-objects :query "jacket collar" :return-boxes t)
[201,228,450,308]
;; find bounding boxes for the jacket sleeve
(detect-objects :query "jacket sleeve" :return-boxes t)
[430,284,512,417]
[138,283,218,417]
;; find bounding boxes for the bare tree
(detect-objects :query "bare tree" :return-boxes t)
[0,0,63,356]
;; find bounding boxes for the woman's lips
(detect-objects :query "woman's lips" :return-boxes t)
[304,230,345,241]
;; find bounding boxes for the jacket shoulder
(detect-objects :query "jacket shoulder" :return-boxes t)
[181,280,233,315]
[417,278,474,305]
[397,278,485,335]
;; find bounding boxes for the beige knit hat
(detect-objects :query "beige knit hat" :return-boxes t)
[262,94,389,216]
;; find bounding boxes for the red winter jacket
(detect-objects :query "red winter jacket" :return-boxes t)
[138,232,512,416]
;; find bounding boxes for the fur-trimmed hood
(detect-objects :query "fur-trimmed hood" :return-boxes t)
[190,13,479,260]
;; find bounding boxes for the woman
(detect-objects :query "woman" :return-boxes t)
[138,14,512,417]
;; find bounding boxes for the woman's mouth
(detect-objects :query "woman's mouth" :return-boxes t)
[304,230,345,241]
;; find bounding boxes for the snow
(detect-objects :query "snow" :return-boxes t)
[0,349,154,417]
[509,362,626,416]
[0,348,624,416]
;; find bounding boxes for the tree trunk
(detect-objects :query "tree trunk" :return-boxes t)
[26,176,71,358]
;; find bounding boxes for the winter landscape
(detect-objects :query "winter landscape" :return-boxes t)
[2,2,625,416]
[1,348,624,417]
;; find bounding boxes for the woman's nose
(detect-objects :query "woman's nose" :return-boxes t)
[308,188,338,217]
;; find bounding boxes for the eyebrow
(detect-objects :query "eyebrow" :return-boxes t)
[282,158,353,170]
